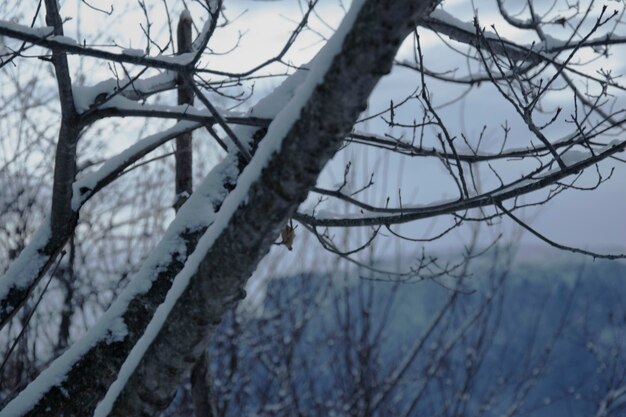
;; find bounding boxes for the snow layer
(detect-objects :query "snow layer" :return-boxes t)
[0,20,53,37]
[122,48,145,57]
[71,120,200,210]
[0,221,51,304]
[560,148,591,167]
[180,9,192,21]
[72,71,177,111]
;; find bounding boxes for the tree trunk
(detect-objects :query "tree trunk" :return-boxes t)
[174,10,194,211]
[190,351,218,417]
[108,0,441,415]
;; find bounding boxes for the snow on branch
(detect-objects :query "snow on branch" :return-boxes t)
[98,0,444,413]
[423,8,626,60]
[0,20,194,71]
[0,20,320,415]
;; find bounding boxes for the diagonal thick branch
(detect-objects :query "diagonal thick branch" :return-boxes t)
[46,0,79,248]
[1,32,318,417]
[100,0,442,415]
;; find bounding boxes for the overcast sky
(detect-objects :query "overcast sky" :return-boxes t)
[26,0,626,261]
[212,0,626,254]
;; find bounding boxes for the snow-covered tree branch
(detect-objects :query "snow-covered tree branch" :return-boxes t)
[0,0,625,415]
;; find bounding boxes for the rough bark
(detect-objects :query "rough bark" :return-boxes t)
[190,351,218,417]
[45,0,80,240]
[174,11,194,211]
[109,0,441,415]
